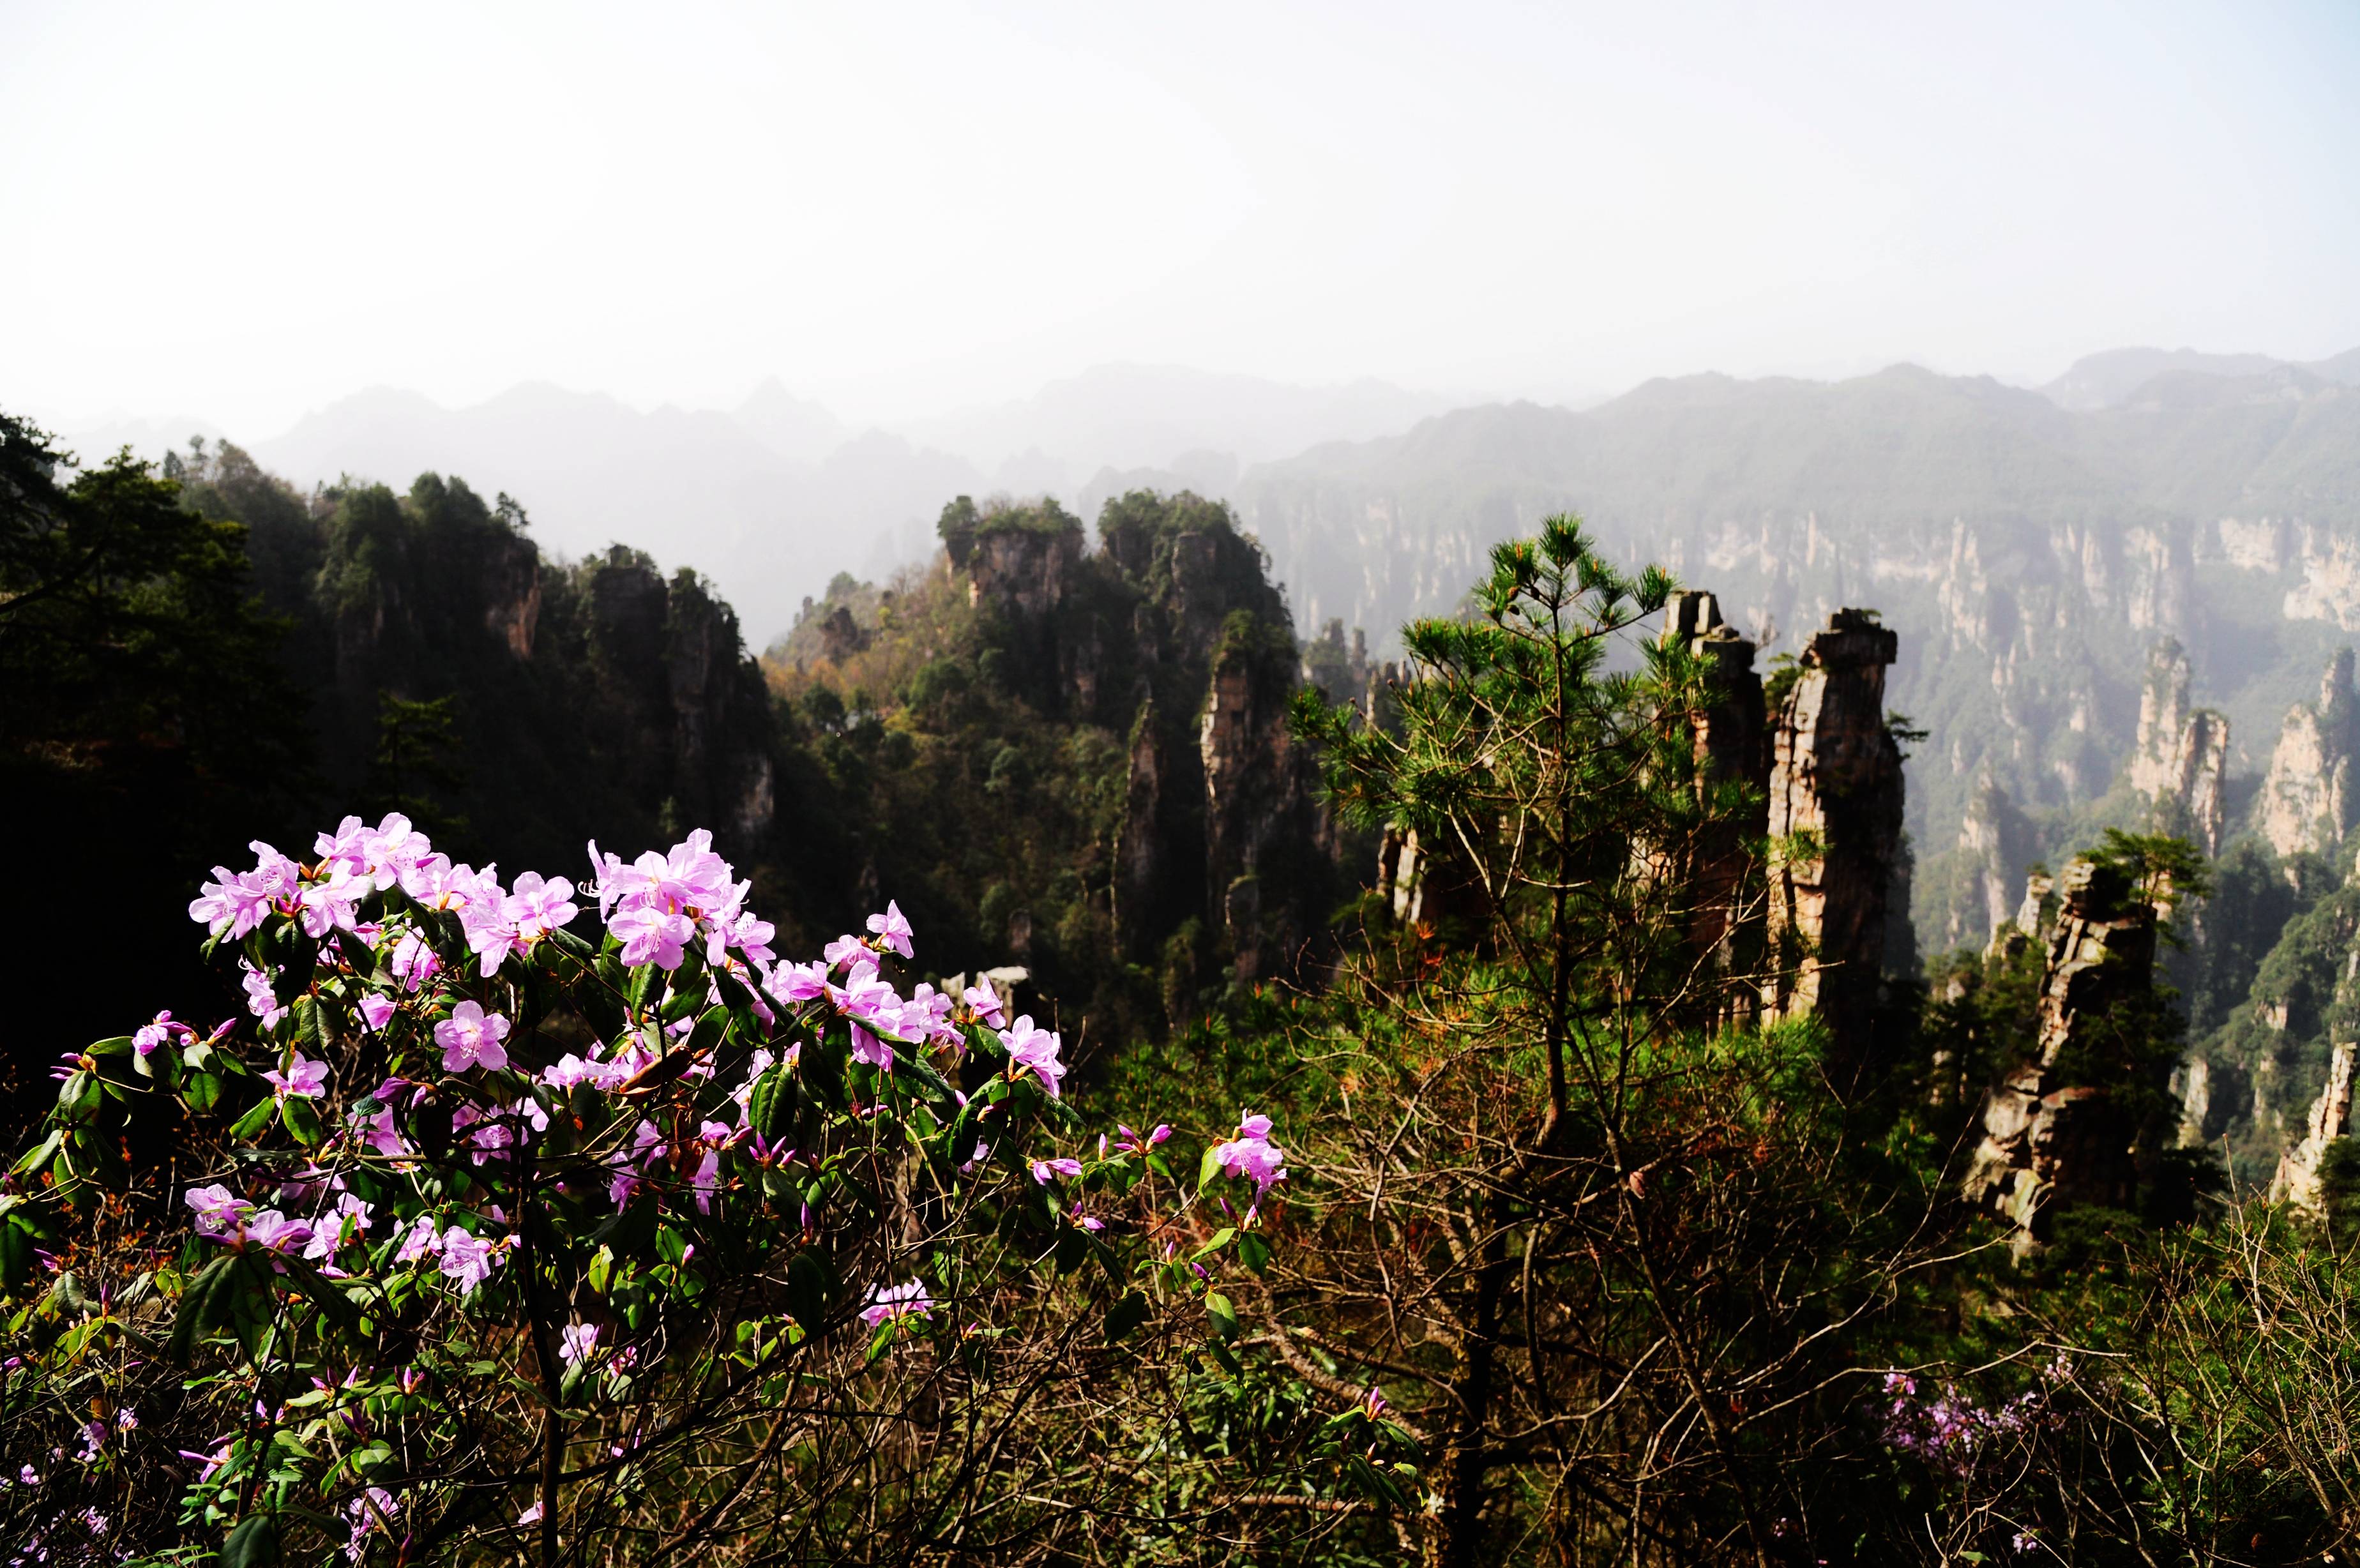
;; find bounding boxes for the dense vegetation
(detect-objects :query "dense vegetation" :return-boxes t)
[13,420,2360,1562]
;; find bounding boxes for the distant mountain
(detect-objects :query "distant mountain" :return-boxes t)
[2039,345,2360,411]
[1228,359,2360,956]
[897,362,1461,478]
[736,379,849,465]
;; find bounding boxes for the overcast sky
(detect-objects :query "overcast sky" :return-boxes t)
[6,0,2357,437]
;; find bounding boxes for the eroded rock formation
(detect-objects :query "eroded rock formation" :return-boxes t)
[1962,859,2161,1250]
[2257,649,2360,861]
[1663,591,1770,981]
[1763,610,1907,1068]
[2269,1041,2357,1213]
[2128,639,2230,855]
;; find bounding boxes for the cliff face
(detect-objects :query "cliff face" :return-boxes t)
[2270,1040,2357,1212]
[1962,859,2163,1250]
[2257,649,2360,861]
[934,492,1338,987]
[2128,640,2229,856]
[1663,591,1769,979]
[1764,610,1907,1069]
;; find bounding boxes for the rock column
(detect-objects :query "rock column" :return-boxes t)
[1961,860,2160,1251]
[1762,609,1905,1070]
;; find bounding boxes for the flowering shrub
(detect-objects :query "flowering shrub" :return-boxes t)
[1,816,1299,1563]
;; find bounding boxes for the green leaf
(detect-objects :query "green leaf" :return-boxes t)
[784,1249,833,1329]
[185,1072,225,1113]
[1204,1290,1240,1341]
[292,995,322,1048]
[749,1066,798,1143]
[87,1035,135,1058]
[280,1095,324,1147]
[229,1097,278,1142]
[219,1511,282,1568]
[11,1130,63,1176]
[1197,1144,1225,1191]
[1237,1231,1271,1276]
[1104,1290,1150,1344]
[169,1254,236,1365]
[1190,1227,1236,1262]
[685,1004,729,1057]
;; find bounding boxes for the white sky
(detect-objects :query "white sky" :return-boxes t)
[5,0,2357,436]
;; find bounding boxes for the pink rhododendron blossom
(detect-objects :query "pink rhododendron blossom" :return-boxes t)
[185,1184,253,1235]
[303,1194,374,1262]
[133,1011,193,1059]
[358,993,395,1032]
[587,830,750,972]
[860,1280,934,1329]
[822,934,869,971]
[960,983,1006,1029]
[437,1226,501,1292]
[865,900,914,959]
[262,1053,329,1100]
[767,960,830,1002]
[188,841,303,938]
[241,960,286,1029]
[396,1214,443,1265]
[559,1322,600,1366]
[1212,1112,1289,1200]
[434,1000,511,1073]
[849,1024,895,1071]
[389,931,442,992]
[540,1053,597,1091]
[242,1210,315,1255]
[1031,1157,1084,1184]
[999,1016,1066,1097]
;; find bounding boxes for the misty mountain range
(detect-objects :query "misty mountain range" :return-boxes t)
[40,341,2360,958]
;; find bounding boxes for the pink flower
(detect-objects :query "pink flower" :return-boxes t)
[358,993,396,1032]
[865,900,914,959]
[303,1194,374,1262]
[184,1184,253,1235]
[388,931,442,993]
[133,1011,193,1059]
[434,1000,511,1073]
[999,1016,1066,1098]
[241,960,286,1029]
[243,1210,315,1255]
[1212,1112,1288,1200]
[1030,1157,1083,1184]
[587,831,750,972]
[262,1053,329,1101]
[558,1322,600,1366]
[517,1502,543,1527]
[859,1279,934,1329]
[766,961,829,1003]
[396,1214,443,1264]
[822,934,870,971]
[961,983,1007,1029]
[437,1226,501,1293]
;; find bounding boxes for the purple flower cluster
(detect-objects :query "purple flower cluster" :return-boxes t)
[587,828,770,972]
[1878,1371,2049,1477]
[1213,1113,1288,1202]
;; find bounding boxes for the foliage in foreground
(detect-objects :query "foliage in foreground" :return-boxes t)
[0,817,1396,1564]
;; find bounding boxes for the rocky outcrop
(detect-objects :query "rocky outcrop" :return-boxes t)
[2269,1041,2357,1213]
[1962,859,2161,1250]
[2256,649,2360,861]
[1954,776,2039,953]
[1199,631,1319,981]
[1763,610,1907,1069]
[2126,640,2230,855]
[1663,591,1769,979]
